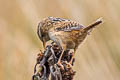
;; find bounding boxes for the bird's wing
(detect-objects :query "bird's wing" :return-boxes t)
[54,21,84,32]
[48,17,84,32]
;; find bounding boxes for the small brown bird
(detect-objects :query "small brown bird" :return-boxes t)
[37,17,102,68]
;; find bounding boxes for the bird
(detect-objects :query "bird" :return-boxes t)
[37,17,103,68]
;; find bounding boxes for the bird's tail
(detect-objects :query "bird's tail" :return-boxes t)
[84,18,103,31]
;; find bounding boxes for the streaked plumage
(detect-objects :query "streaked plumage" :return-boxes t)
[37,17,103,68]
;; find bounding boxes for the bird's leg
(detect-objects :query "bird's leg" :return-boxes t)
[57,49,65,70]
[56,39,66,69]
[69,48,76,65]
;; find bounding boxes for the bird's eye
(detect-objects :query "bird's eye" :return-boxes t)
[42,34,44,37]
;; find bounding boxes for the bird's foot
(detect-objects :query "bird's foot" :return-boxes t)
[69,60,73,65]
[64,61,72,68]
[57,61,64,70]
[69,57,75,66]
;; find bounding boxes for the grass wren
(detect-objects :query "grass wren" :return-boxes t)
[37,17,103,68]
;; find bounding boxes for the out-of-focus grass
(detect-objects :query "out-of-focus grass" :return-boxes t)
[0,0,120,80]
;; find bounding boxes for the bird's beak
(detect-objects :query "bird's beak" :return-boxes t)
[43,41,46,49]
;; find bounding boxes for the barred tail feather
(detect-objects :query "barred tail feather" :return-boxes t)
[84,17,103,31]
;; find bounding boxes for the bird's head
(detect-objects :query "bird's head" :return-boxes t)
[37,17,68,48]
[37,17,56,48]
[37,17,56,40]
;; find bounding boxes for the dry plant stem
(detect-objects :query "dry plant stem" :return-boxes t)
[32,43,75,80]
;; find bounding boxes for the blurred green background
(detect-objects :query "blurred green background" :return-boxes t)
[0,0,120,80]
